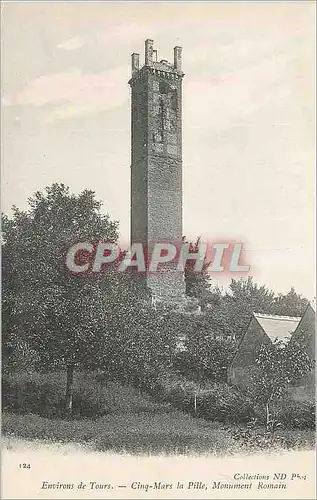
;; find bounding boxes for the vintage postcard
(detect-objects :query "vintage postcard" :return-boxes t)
[1,1,316,499]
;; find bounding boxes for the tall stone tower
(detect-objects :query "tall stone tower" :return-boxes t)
[129,39,186,303]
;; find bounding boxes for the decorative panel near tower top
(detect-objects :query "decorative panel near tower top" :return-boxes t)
[129,39,186,304]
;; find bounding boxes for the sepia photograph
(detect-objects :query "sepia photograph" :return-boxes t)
[1,1,316,498]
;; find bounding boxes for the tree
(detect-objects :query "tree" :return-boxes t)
[183,237,216,310]
[201,287,236,339]
[1,184,138,412]
[226,277,275,339]
[2,184,181,413]
[272,288,309,317]
[247,338,313,430]
[98,299,179,392]
[189,277,277,342]
[184,271,283,341]
[225,279,310,341]
[184,316,236,383]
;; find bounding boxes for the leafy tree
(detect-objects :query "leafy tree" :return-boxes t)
[247,338,313,430]
[225,279,309,341]
[272,288,309,317]
[187,277,277,342]
[184,319,237,383]
[2,184,182,414]
[201,288,236,339]
[229,276,275,311]
[183,237,214,309]
[99,300,179,392]
[226,277,275,339]
[1,184,149,412]
[202,278,309,342]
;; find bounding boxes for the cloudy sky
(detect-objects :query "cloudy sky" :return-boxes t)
[2,2,315,298]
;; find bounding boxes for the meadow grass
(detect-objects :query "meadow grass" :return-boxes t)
[2,411,314,456]
[2,370,315,456]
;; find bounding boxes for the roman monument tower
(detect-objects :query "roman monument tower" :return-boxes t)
[129,39,186,303]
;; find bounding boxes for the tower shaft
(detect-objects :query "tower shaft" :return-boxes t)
[129,39,185,302]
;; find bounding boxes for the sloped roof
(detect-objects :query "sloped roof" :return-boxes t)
[292,302,316,341]
[254,313,301,341]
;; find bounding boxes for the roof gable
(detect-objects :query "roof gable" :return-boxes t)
[291,303,316,356]
[230,315,269,368]
[254,313,301,341]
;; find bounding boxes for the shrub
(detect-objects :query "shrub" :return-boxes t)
[2,371,173,419]
[246,392,315,431]
[194,384,255,423]
[278,399,315,430]
[228,421,315,451]
[152,374,255,424]
[2,373,64,418]
[176,336,237,383]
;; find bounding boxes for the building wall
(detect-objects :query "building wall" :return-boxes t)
[130,72,149,245]
[130,69,183,245]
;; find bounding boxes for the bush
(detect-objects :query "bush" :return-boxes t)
[1,371,173,419]
[278,399,315,430]
[194,384,255,423]
[2,373,64,418]
[173,338,237,383]
[228,421,315,451]
[152,374,255,424]
[249,391,315,431]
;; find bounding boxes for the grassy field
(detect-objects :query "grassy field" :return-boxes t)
[3,411,315,456]
[2,370,315,456]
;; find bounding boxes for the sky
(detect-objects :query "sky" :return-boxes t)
[1,1,315,299]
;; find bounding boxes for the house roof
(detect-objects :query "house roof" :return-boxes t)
[292,302,316,340]
[254,313,301,341]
